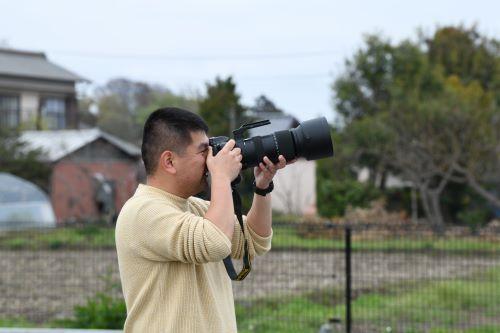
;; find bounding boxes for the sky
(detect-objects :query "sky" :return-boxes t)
[1,0,499,123]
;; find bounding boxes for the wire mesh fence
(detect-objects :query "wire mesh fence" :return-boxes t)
[0,221,499,333]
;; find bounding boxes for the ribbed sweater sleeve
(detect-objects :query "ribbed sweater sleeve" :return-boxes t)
[129,199,232,264]
[231,221,273,259]
[188,197,273,260]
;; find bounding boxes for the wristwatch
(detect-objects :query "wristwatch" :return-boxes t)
[253,180,274,196]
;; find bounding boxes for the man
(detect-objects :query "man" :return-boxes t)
[115,107,290,332]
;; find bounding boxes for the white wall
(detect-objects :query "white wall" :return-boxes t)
[271,159,316,216]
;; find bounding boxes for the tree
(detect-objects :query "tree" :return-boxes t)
[95,78,159,143]
[442,78,500,208]
[332,35,394,123]
[198,76,245,137]
[331,36,432,188]
[94,78,200,144]
[250,95,284,114]
[424,26,500,208]
[385,76,499,229]
[427,25,500,101]
[330,25,500,227]
[0,129,50,191]
[135,89,200,127]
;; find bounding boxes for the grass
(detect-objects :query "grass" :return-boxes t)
[236,295,333,333]
[344,267,500,325]
[235,267,500,333]
[0,317,36,327]
[1,268,498,332]
[0,224,499,253]
[271,224,500,253]
[0,225,115,250]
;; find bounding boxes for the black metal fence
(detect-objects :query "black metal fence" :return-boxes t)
[0,222,499,333]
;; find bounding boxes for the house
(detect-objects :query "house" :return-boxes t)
[0,47,87,130]
[20,129,142,223]
[0,47,143,224]
[247,111,317,216]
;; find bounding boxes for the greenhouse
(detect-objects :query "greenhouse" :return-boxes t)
[0,172,56,230]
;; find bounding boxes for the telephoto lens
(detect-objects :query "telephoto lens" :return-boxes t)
[209,116,334,168]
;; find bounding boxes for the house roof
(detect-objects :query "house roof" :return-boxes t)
[0,48,87,82]
[20,128,141,162]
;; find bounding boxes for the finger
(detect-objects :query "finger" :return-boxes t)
[263,156,276,173]
[221,139,236,153]
[207,146,214,157]
[232,147,242,155]
[262,163,275,176]
[277,155,287,169]
[259,162,272,174]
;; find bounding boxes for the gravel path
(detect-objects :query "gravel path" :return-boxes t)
[0,250,498,322]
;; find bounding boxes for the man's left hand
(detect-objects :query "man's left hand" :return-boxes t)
[253,155,295,189]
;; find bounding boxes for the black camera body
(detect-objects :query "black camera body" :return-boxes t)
[208,117,334,170]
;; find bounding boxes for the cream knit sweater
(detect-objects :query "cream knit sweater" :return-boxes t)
[115,184,272,333]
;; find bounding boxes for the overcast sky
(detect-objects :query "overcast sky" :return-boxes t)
[2,0,499,122]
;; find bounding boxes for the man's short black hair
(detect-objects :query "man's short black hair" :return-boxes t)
[142,107,209,175]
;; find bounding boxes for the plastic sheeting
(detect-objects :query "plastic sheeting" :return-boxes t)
[0,173,56,230]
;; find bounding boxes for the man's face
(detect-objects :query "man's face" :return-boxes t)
[175,131,210,195]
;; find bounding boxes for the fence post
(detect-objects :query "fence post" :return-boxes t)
[345,225,352,333]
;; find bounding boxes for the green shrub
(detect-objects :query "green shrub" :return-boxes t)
[4,238,29,249]
[56,292,126,329]
[317,179,381,217]
[54,269,126,329]
[48,239,64,249]
[458,208,491,234]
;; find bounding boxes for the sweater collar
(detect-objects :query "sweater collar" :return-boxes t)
[136,184,189,210]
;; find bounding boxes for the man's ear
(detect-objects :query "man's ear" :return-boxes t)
[159,150,176,175]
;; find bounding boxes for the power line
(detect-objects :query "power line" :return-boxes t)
[49,49,343,61]
[237,72,334,81]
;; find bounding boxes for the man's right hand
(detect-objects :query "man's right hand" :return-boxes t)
[206,139,243,182]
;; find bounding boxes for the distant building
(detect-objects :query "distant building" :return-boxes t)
[20,129,142,224]
[247,111,317,216]
[0,47,87,130]
[0,47,143,224]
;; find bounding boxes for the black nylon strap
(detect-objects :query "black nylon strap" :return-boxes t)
[222,184,252,281]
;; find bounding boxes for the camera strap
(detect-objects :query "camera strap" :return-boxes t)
[222,184,252,281]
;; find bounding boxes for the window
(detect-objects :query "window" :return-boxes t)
[0,95,20,128]
[41,97,66,129]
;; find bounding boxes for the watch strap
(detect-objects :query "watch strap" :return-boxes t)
[253,180,274,196]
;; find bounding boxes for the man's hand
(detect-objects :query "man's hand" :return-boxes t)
[253,155,296,189]
[207,139,243,183]
[204,140,242,240]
